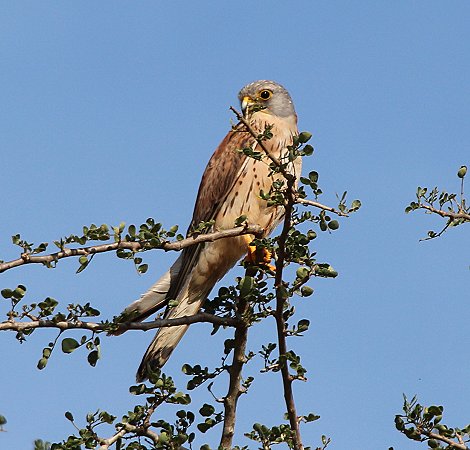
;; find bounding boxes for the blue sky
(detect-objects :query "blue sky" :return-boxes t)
[1,1,469,449]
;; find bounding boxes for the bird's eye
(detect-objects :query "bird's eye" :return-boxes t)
[259,90,272,100]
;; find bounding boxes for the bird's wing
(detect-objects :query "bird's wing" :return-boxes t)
[165,124,256,303]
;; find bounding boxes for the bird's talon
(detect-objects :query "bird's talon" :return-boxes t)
[244,245,275,272]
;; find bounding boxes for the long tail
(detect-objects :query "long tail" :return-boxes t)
[130,237,245,381]
[136,278,211,382]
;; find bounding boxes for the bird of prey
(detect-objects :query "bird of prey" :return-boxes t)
[122,80,301,382]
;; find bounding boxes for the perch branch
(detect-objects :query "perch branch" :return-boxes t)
[0,313,241,333]
[0,224,263,274]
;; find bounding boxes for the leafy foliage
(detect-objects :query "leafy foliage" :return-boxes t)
[406,165,469,240]
[393,396,470,450]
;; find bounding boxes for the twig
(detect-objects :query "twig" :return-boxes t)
[229,106,289,177]
[98,422,160,449]
[97,425,130,450]
[419,204,470,221]
[0,312,241,333]
[0,224,263,274]
[296,197,349,217]
[424,430,468,450]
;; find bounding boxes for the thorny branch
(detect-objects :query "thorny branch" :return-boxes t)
[0,224,263,274]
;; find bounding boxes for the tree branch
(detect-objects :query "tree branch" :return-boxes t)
[0,224,263,274]
[425,430,469,450]
[98,422,160,449]
[419,204,470,221]
[220,287,250,449]
[97,425,131,450]
[0,313,241,333]
[274,172,304,450]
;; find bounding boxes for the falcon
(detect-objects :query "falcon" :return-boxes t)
[122,80,301,381]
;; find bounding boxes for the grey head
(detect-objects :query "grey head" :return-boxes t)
[238,80,296,119]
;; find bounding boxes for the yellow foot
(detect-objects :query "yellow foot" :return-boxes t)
[244,242,276,272]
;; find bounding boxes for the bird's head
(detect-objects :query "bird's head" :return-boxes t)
[238,80,296,119]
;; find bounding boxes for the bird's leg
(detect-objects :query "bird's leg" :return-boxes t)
[242,235,276,272]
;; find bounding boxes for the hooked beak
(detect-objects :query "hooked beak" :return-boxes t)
[241,96,254,117]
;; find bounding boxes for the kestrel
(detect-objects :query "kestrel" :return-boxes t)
[122,80,301,381]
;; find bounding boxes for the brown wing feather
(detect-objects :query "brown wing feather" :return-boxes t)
[166,124,255,303]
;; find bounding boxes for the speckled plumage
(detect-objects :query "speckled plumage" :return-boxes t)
[121,81,301,381]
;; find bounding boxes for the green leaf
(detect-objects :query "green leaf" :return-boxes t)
[304,413,320,422]
[394,416,405,431]
[300,286,314,297]
[1,289,13,299]
[308,171,319,183]
[328,220,339,230]
[0,415,7,426]
[76,258,89,274]
[235,215,247,226]
[199,404,215,417]
[159,431,169,443]
[302,144,314,156]
[457,165,467,178]
[137,264,148,274]
[296,267,309,279]
[37,357,48,370]
[61,338,80,354]
[297,319,310,332]
[298,131,312,144]
[87,350,99,367]
[65,411,74,422]
[239,276,254,297]
[350,199,362,211]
